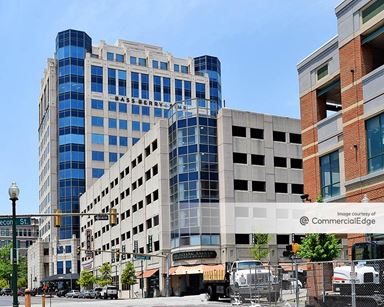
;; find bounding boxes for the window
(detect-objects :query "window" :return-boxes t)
[130,56,137,65]
[116,54,124,62]
[154,76,161,101]
[290,158,303,169]
[108,68,116,94]
[131,72,139,98]
[163,77,170,102]
[91,116,103,127]
[273,131,286,142]
[92,168,104,178]
[251,154,265,166]
[275,182,288,193]
[274,157,287,168]
[119,119,127,130]
[119,103,127,113]
[153,190,159,201]
[132,137,139,145]
[108,118,117,129]
[232,126,246,137]
[250,128,264,139]
[152,60,159,69]
[120,136,128,147]
[317,64,328,80]
[233,152,247,164]
[145,169,151,181]
[153,215,159,226]
[181,65,188,73]
[109,152,117,163]
[141,74,149,99]
[160,61,168,70]
[133,227,138,235]
[366,114,384,173]
[289,133,302,144]
[320,151,340,198]
[131,104,140,115]
[252,181,266,192]
[138,58,147,66]
[292,184,304,194]
[132,121,140,131]
[362,0,384,23]
[92,133,104,144]
[146,194,151,205]
[109,135,117,145]
[92,151,104,161]
[108,101,116,112]
[145,145,151,157]
[91,99,103,110]
[234,180,248,191]
[137,154,142,164]
[154,108,162,117]
[91,65,103,93]
[142,122,150,132]
[277,235,290,244]
[142,106,150,116]
[107,52,114,61]
[235,234,249,244]
[152,139,158,151]
[118,70,126,96]
[146,218,152,229]
[152,164,158,176]
[174,64,180,72]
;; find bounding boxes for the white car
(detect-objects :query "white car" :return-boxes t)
[65,290,80,298]
[100,285,118,299]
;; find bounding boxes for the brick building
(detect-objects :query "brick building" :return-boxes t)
[297,0,384,246]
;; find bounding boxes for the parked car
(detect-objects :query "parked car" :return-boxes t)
[65,290,80,298]
[57,289,69,297]
[93,287,102,299]
[79,290,95,298]
[1,288,12,296]
[88,290,97,299]
[100,285,118,299]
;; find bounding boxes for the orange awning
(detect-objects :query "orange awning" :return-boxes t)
[143,268,158,278]
[169,264,224,276]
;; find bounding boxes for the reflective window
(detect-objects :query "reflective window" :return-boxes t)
[131,72,139,98]
[154,76,161,101]
[130,56,137,65]
[91,99,103,110]
[366,114,384,172]
[142,106,150,116]
[118,70,126,96]
[108,68,116,94]
[163,77,171,102]
[132,105,140,115]
[120,136,128,146]
[91,116,103,127]
[116,54,124,63]
[152,60,159,69]
[119,119,128,130]
[160,61,168,70]
[108,101,116,112]
[181,65,188,73]
[109,135,117,145]
[119,103,127,113]
[132,137,140,145]
[320,151,340,198]
[92,151,104,161]
[92,168,104,178]
[174,64,180,72]
[138,58,147,66]
[92,133,104,144]
[142,122,150,132]
[109,152,118,163]
[154,108,162,117]
[175,79,183,102]
[132,121,140,131]
[184,81,191,103]
[108,118,117,129]
[141,74,149,99]
[107,52,114,61]
[91,65,103,93]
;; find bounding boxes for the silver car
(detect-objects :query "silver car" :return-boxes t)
[65,290,80,298]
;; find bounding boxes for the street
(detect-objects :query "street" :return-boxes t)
[0,295,228,307]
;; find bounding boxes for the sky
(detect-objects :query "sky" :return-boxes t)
[0,0,341,214]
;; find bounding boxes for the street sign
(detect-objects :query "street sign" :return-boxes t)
[135,255,151,260]
[85,250,93,257]
[0,217,31,227]
[95,214,108,221]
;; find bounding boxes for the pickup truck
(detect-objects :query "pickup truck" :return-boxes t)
[100,285,118,299]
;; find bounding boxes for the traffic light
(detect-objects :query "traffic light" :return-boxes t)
[115,248,120,259]
[283,244,293,257]
[110,208,117,225]
[54,209,61,227]
[292,243,300,254]
[76,246,81,255]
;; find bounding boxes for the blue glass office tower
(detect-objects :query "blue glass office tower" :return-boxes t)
[194,56,222,113]
[56,30,92,239]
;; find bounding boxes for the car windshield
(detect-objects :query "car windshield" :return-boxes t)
[237,261,262,270]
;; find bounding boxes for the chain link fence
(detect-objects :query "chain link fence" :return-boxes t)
[228,259,384,306]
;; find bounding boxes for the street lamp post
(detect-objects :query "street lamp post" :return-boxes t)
[9,182,20,307]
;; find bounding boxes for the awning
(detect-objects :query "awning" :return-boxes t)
[41,273,80,282]
[169,264,223,276]
[136,268,159,278]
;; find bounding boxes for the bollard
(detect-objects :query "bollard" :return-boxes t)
[42,293,46,307]
[24,288,31,307]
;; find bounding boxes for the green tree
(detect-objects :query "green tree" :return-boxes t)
[121,262,136,288]
[78,269,96,289]
[17,257,28,287]
[97,263,112,286]
[298,234,341,261]
[0,244,12,283]
[251,233,270,260]
[0,278,9,288]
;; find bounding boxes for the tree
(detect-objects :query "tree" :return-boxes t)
[17,257,28,287]
[97,263,112,286]
[78,269,96,289]
[121,262,136,288]
[251,233,270,260]
[298,234,341,261]
[0,244,12,283]
[0,279,9,289]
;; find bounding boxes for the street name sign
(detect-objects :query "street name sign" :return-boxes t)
[95,214,108,221]
[0,217,31,226]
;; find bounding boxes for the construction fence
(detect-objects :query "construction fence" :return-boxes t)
[229,259,384,307]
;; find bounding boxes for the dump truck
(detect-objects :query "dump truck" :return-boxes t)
[203,260,281,302]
